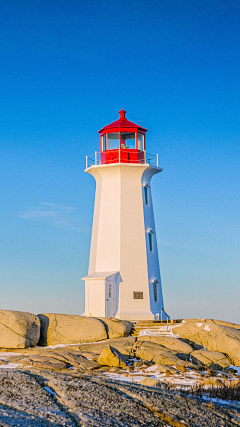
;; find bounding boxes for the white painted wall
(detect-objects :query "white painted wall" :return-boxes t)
[83,271,121,318]
[84,163,165,320]
[86,279,106,317]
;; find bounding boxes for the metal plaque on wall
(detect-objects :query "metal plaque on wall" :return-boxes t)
[133,292,143,299]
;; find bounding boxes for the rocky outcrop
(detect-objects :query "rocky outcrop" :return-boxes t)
[38,313,108,346]
[0,310,40,349]
[97,345,127,367]
[152,364,177,374]
[78,336,136,356]
[172,321,240,365]
[98,318,132,338]
[140,378,162,388]
[134,341,192,367]
[137,335,193,354]
[183,319,240,330]
[190,350,232,368]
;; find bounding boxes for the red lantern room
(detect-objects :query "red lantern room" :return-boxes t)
[98,109,147,165]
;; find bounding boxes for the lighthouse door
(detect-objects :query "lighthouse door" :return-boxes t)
[106,282,114,317]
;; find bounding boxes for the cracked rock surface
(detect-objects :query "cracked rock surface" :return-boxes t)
[172,321,240,365]
[0,335,240,426]
[0,310,40,349]
[0,370,75,426]
[0,369,239,426]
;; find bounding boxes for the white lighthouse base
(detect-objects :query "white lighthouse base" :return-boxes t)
[115,311,156,321]
[83,163,166,321]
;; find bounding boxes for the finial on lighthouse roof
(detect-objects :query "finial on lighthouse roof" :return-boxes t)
[119,109,126,119]
[98,110,148,133]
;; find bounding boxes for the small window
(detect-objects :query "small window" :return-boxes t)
[153,281,158,302]
[144,186,149,205]
[148,232,153,252]
[109,285,112,298]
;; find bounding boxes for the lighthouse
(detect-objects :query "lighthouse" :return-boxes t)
[82,110,166,320]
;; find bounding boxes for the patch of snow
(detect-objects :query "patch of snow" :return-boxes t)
[0,363,20,369]
[0,352,22,360]
[204,325,211,332]
[139,328,161,336]
[102,365,202,387]
[166,377,198,387]
[199,395,240,406]
[229,366,240,375]
[196,323,203,327]
[139,326,177,337]
[44,386,57,396]
[47,339,109,349]
[103,363,240,388]
[144,365,160,373]
[46,344,67,349]
[104,372,146,383]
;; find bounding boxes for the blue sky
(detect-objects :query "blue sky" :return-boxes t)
[1,0,239,323]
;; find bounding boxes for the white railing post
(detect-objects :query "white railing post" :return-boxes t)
[156,154,158,167]
[95,151,97,165]
[144,150,146,164]
[86,156,88,169]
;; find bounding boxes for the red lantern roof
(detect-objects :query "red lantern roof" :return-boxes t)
[98,109,148,133]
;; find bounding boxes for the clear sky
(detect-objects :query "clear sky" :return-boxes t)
[1,0,240,323]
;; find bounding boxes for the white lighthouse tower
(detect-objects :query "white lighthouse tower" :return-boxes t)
[82,110,166,320]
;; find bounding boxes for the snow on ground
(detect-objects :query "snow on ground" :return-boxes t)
[104,372,146,383]
[104,365,201,387]
[138,325,180,337]
[46,339,110,349]
[104,363,240,388]
[0,352,22,360]
[198,396,239,406]
[0,363,20,369]
[43,386,57,396]
[230,366,240,375]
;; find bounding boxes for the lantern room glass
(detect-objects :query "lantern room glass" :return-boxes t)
[120,132,136,149]
[106,132,120,150]
[101,135,105,151]
[137,133,144,150]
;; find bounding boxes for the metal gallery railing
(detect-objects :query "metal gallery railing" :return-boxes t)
[161,308,170,332]
[85,151,101,168]
[86,150,159,169]
[146,152,158,167]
